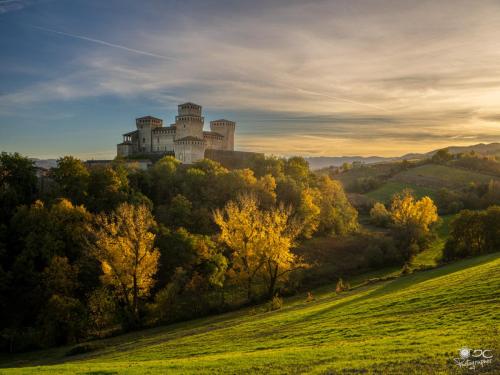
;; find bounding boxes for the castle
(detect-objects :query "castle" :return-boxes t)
[117,102,236,164]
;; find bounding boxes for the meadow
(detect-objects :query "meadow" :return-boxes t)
[1,251,498,374]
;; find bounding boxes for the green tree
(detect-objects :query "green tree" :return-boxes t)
[51,156,89,204]
[317,176,359,235]
[370,202,390,227]
[0,152,37,222]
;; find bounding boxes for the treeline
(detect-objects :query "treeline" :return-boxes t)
[0,152,361,351]
[444,206,500,260]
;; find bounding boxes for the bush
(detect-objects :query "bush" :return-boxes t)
[267,295,283,311]
[370,202,391,227]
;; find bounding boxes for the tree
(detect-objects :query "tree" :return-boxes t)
[214,194,304,300]
[260,204,303,298]
[370,202,390,227]
[432,148,453,163]
[51,156,89,204]
[297,188,320,238]
[0,152,37,222]
[389,190,438,259]
[214,195,264,301]
[317,176,359,236]
[91,203,160,326]
[87,166,130,212]
[443,206,500,260]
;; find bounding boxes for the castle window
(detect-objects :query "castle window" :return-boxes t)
[143,138,146,143]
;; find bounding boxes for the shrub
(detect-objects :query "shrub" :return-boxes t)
[268,295,283,311]
[370,202,391,227]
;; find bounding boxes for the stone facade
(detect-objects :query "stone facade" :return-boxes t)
[117,102,236,164]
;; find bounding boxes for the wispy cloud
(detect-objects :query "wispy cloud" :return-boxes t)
[30,25,174,60]
[0,0,29,14]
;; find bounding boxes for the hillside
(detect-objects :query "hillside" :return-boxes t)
[337,163,500,204]
[1,253,499,374]
[306,142,500,170]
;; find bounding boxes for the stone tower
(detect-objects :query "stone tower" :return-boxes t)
[136,116,162,153]
[210,119,235,151]
[175,102,204,139]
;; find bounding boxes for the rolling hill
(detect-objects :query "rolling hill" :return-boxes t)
[1,253,498,374]
[306,142,500,170]
[335,162,500,204]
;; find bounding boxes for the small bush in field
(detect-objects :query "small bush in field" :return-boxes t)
[401,263,412,275]
[268,295,283,311]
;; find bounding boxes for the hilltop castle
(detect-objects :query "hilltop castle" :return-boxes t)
[117,102,236,164]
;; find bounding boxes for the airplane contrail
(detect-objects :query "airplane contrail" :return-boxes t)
[30,25,173,61]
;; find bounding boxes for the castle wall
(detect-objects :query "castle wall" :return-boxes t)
[117,143,133,157]
[204,132,224,150]
[152,129,176,153]
[174,139,206,164]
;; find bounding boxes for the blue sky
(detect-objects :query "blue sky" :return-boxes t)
[1,0,500,159]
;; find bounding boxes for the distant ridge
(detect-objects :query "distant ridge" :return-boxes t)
[306,142,500,169]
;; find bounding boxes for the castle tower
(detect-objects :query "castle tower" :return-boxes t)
[136,116,162,153]
[175,102,204,139]
[210,119,235,151]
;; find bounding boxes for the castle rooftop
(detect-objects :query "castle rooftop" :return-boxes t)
[136,115,162,121]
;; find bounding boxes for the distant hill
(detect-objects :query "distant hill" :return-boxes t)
[306,142,500,170]
[401,142,500,160]
[305,156,395,169]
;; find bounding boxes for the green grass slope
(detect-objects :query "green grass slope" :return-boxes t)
[365,164,499,203]
[1,253,499,374]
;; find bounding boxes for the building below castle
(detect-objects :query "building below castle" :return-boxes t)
[117,102,236,164]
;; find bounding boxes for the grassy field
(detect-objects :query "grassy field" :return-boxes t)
[392,164,499,189]
[1,251,499,374]
[411,214,454,269]
[361,164,499,203]
[365,180,437,203]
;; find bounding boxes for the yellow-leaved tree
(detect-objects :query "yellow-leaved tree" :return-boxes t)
[214,195,263,301]
[260,204,303,298]
[389,190,438,259]
[91,203,160,326]
[214,194,304,300]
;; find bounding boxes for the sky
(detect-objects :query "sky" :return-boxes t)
[1,0,500,159]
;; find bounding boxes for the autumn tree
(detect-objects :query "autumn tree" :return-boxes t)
[91,203,160,327]
[260,204,303,298]
[214,195,264,301]
[214,194,304,300]
[389,190,438,259]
